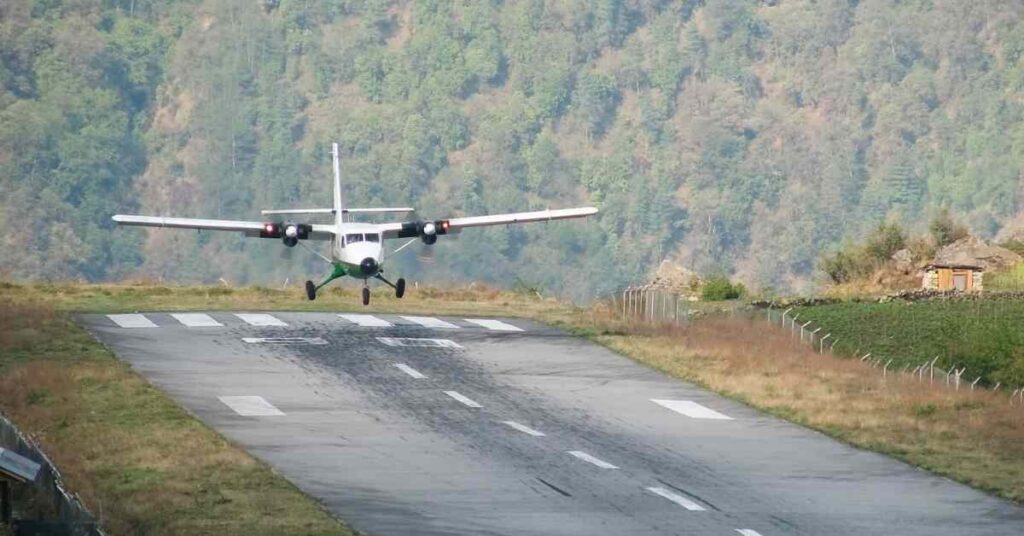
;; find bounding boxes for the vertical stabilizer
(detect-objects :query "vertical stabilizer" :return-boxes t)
[332,142,344,227]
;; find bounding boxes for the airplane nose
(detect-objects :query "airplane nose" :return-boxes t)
[360,257,378,276]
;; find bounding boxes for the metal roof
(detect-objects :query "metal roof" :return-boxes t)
[0,447,41,483]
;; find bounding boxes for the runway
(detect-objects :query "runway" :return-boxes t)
[78,312,1024,536]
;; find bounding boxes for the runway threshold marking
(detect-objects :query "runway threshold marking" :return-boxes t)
[377,337,463,349]
[171,313,222,327]
[235,313,288,327]
[464,319,523,332]
[645,486,706,511]
[338,314,392,327]
[400,316,460,329]
[735,530,764,536]
[444,391,483,408]
[567,450,618,469]
[651,399,733,420]
[218,396,285,416]
[502,421,545,436]
[242,337,328,345]
[107,314,157,328]
[394,363,427,379]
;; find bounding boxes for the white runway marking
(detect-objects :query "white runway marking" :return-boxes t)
[464,319,523,332]
[736,530,764,536]
[401,316,460,329]
[651,399,733,420]
[242,337,327,345]
[171,313,222,327]
[567,450,618,469]
[218,396,285,416]
[235,313,287,327]
[394,363,426,379]
[339,314,392,327]
[107,314,157,328]
[501,421,545,437]
[444,391,482,408]
[377,337,462,349]
[645,486,706,511]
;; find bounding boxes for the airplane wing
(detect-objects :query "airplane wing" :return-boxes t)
[112,215,335,239]
[379,207,598,240]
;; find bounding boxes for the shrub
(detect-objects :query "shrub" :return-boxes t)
[701,275,743,301]
[864,222,907,262]
[929,208,969,247]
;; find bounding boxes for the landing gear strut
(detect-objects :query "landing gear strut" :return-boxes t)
[375,274,406,299]
[362,286,370,306]
[307,264,347,301]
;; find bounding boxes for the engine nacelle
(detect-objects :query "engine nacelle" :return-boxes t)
[421,222,437,245]
[282,223,299,247]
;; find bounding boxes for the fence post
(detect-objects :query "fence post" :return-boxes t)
[830,339,838,353]
[800,320,812,342]
[883,359,893,377]
[971,377,981,392]
[929,356,939,385]
[790,314,800,339]
[674,294,679,323]
[781,308,793,328]
[810,327,822,346]
[820,333,831,353]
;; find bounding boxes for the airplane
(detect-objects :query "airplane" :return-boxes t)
[113,143,598,305]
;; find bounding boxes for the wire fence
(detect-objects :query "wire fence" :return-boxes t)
[764,306,1024,406]
[612,285,692,324]
[1,413,101,536]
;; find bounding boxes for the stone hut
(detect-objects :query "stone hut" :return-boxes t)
[922,237,1022,291]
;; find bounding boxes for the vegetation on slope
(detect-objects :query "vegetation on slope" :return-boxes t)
[5,1,1024,296]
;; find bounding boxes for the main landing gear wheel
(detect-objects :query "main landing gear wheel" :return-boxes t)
[305,280,316,301]
[396,278,406,299]
[362,287,371,306]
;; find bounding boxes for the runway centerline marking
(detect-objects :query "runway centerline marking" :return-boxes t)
[464,319,523,332]
[444,391,482,408]
[218,396,285,416]
[338,314,392,327]
[235,313,287,327]
[651,399,733,420]
[107,314,157,328]
[645,486,706,511]
[736,530,764,536]
[502,421,545,436]
[171,313,222,327]
[401,316,460,329]
[567,450,618,469]
[377,337,462,349]
[394,363,427,379]
[242,337,327,345]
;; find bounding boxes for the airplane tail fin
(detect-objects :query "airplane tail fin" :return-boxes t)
[332,142,344,227]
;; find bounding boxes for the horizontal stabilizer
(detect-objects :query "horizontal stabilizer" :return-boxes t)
[261,208,334,216]
[344,207,415,214]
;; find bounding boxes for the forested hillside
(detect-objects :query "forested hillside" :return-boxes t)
[3,0,1024,299]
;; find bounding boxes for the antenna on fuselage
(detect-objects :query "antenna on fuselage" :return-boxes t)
[332,142,344,227]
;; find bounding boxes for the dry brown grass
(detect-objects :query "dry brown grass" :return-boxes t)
[595,315,1024,502]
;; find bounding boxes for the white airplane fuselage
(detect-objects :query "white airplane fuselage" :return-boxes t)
[330,222,385,279]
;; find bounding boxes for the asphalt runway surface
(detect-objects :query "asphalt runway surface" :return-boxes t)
[79,312,1024,536]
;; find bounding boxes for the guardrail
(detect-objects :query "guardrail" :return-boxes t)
[0,414,101,535]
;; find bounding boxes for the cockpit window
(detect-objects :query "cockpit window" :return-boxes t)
[346,233,364,243]
[365,233,380,243]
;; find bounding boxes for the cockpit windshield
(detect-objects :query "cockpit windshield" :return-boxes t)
[346,233,364,244]
[365,233,380,243]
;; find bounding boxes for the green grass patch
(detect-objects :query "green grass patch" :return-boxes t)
[794,298,1024,386]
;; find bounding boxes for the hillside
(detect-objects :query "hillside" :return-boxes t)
[4,0,1024,298]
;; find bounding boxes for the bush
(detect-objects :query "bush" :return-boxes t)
[701,275,744,301]
[864,222,907,262]
[929,208,969,247]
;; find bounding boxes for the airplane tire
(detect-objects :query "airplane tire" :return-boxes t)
[362,287,370,306]
[305,280,316,301]
[396,278,406,299]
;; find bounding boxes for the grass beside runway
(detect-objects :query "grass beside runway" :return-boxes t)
[0,280,1022,536]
